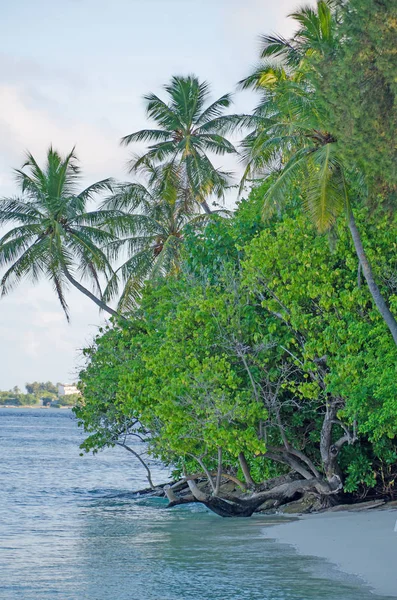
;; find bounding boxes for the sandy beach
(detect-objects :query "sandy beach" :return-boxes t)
[264,509,397,597]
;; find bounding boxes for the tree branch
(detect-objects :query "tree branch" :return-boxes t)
[115,442,155,489]
[215,447,223,496]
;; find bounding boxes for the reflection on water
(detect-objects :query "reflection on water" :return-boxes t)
[0,409,389,599]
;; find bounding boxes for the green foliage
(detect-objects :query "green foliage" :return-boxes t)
[317,0,397,200]
[57,393,80,407]
[239,0,397,350]
[0,391,36,406]
[78,275,268,475]
[243,206,397,493]
[25,381,58,396]
[75,323,141,453]
[0,381,65,406]
[77,180,397,495]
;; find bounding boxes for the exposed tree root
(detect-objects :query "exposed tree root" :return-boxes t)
[166,475,343,517]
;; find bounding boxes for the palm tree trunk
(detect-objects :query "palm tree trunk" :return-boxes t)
[62,266,122,320]
[348,211,397,346]
[201,200,212,214]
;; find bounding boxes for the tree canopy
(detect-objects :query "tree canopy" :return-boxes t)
[77,190,397,503]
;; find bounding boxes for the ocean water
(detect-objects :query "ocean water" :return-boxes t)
[0,408,389,599]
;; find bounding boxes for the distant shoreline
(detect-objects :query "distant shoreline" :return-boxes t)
[0,405,73,409]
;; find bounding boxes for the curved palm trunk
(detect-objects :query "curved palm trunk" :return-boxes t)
[201,199,212,214]
[348,211,397,346]
[62,266,123,320]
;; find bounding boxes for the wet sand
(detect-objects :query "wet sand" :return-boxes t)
[264,509,397,597]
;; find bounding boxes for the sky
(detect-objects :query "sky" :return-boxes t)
[0,0,308,391]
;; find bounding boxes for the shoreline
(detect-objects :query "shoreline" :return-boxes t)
[263,508,397,597]
[0,405,73,409]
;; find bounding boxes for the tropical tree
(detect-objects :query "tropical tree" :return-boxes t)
[0,147,121,320]
[102,168,211,311]
[317,0,397,203]
[121,75,238,214]
[77,197,397,515]
[239,0,397,345]
[258,0,337,68]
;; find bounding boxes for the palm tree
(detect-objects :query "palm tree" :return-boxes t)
[259,0,337,68]
[121,75,239,214]
[101,170,211,312]
[0,147,121,321]
[239,1,397,345]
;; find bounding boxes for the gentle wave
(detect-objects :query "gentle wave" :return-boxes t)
[1,408,391,600]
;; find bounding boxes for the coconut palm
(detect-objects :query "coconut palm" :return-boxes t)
[239,1,397,345]
[121,75,239,214]
[0,147,121,321]
[101,169,211,312]
[259,0,337,68]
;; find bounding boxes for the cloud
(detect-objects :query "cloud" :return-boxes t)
[225,0,316,56]
[0,280,105,389]
[0,85,126,192]
[0,53,84,93]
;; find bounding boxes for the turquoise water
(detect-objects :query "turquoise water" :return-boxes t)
[0,408,388,599]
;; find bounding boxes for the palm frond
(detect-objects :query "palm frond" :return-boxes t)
[196,113,248,135]
[120,75,236,210]
[145,93,183,130]
[120,129,170,145]
[262,148,313,218]
[0,231,40,267]
[165,75,210,125]
[303,145,347,232]
[259,34,300,67]
[0,197,43,224]
[196,93,233,125]
[101,182,154,212]
[1,237,49,295]
[70,209,124,228]
[127,142,177,172]
[77,178,115,203]
[66,229,114,276]
[50,270,70,322]
[193,133,236,155]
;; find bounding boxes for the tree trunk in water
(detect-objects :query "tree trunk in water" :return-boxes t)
[238,452,255,487]
[348,211,397,345]
[63,266,123,320]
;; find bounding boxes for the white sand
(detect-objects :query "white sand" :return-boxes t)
[264,509,397,597]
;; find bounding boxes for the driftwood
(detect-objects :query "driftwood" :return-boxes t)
[165,473,343,517]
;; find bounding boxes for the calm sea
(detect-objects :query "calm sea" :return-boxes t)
[0,408,388,599]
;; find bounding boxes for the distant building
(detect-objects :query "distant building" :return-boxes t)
[58,383,79,396]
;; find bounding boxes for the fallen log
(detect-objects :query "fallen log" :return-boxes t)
[171,475,343,517]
